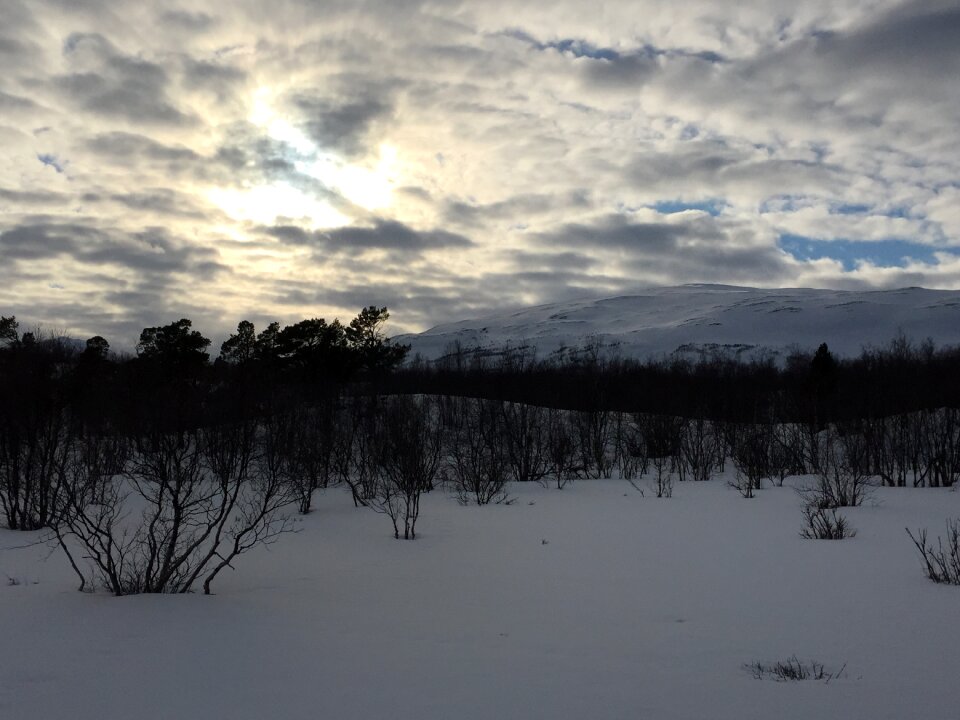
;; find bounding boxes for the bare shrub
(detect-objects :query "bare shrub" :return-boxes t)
[800,428,873,509]
[746,657,845,682]
[286,394,340,514]
[906,520,960,585]
[679,416,717,482]
[367,395,443,539]
[800,506,856,540]
[0,340,75,530]
[502,402,549,484]
[730,424,773,498]
[919,408,960,488]
[446,397,509,505]
[51,415,296,595]
[572,409,614,479]
[636,414,682,498]
[612,413,642,480]
[341,396,381,507]
[545,407,579,489]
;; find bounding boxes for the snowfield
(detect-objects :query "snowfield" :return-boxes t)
[2,476,958,720]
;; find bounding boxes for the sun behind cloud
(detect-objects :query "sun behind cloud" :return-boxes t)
[208,87,398,228]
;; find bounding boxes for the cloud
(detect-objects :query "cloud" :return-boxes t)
[0,221,226,276]
[52,33,196,126]
[159,10,217,32]
[0,0,958,344]
[287,82,395,157]
[266,219,473,255]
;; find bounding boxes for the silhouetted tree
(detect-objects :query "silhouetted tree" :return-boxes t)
[219,320,257,365]
[345,306,409,373]
[136,318,210,377]
[0,315,18,346]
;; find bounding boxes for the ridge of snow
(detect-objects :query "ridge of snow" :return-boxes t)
[396,285,960,361]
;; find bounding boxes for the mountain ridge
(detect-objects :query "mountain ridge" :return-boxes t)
[396,284,960,362]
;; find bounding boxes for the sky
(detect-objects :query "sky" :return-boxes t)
[1,0,959,343]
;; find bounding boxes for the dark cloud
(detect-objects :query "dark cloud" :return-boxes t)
[180,56,248,99]
[534,215,701,251]
[266,219,473,254]
[288,82,395,156]
[0,222,87,260]
[0,90,40,112]
[532,213,793,286]
[0,188,69,205]
[444,191,591,227]
[0,221,227,277]
[53,33,195,126]
[86,132,201,163]
[810,2,960,82]
[507,250,598,272]
[159,10,217,31]
[579,52,660,89]
[104,190,210,219]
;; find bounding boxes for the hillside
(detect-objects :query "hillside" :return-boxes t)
[397,285,960,362]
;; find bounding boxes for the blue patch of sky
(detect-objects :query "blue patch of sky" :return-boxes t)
[37,153,64,173]
[779,234,955,271]
[500,29,725,64]
[884,207,910,219]
[652,199,723,216]
[548,38,620,60]
[834,203,871,214]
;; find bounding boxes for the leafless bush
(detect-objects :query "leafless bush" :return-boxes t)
[446,397,510,505]
[612,413,642,480]
[906,520,960,585]
[746,657,844,682]
[340,396,380,507]
[545,407,579,489]
[502,402,550,484]
[286,396,340,514]
[635,414,682,498]
[50,418,296,595]
[679,416,717,482]
[800,506,856,540]
[367,395,443,539]
[0,330,78,531]
[800,428,873,509]
[919,408,960,488]
[572,409,614,479]
[729,424,773,498]
[0,401,74,531]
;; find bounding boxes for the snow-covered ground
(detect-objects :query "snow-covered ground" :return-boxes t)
[2,475,958,719]
[397,284,960,361]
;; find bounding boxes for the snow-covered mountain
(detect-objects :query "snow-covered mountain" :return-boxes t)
[397,284,960,362]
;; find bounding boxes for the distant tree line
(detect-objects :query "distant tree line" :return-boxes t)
[387,336,960,424]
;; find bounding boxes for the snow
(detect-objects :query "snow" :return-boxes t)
[2,475,958,719]
[397,284,960,361]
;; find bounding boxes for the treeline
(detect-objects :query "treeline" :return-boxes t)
[387,337,960,424]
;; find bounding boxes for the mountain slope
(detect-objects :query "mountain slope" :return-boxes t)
[397,284,960,361]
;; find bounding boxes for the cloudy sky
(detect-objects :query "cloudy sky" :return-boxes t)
[2,0,959,343]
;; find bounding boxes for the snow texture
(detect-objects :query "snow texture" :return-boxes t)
[2,476,958,719]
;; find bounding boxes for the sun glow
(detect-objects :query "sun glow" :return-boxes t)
[210,87,398,228]
[209,183,351,228]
